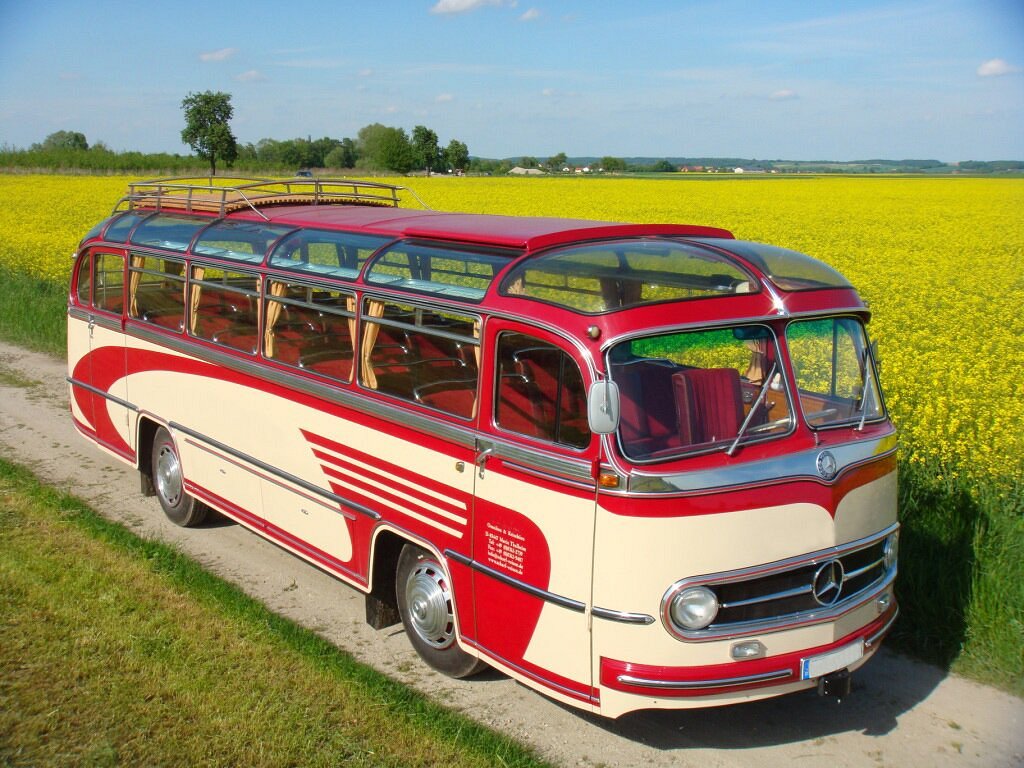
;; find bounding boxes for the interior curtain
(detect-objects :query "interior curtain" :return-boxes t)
[471,319,482,418]
[188,265,205,334]
[263,280,288,357]
[359,298,386,389]
[128,254,145,317]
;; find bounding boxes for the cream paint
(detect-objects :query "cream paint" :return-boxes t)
[592,501,834,618]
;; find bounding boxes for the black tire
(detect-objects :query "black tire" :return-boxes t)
[396,544,486,679]
[151,426,207,527]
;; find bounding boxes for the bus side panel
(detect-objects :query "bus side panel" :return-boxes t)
[120,335,477,597]
[472,461,597,705]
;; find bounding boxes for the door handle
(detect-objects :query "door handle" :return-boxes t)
[475,446,494,479]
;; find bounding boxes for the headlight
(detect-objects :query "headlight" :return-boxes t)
[883,531,899,571]
[668,586,719,631]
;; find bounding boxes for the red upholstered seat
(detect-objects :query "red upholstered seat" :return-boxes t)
[672,367,744,445]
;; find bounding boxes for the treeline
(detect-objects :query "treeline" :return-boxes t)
[0,124,472,175]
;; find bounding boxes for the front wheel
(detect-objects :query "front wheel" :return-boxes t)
[151,426,207,527]
[396,545,486,679]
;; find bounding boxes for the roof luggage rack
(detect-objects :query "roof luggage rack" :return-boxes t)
[114,176,430,220]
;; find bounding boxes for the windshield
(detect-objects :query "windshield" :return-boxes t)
[608,325,794,461]
[787,317,884,428]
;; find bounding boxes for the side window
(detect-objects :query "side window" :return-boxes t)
[188,266,260,354]
[75,254,91,305]
[128,254,186,331]
[495,332,590,449]
[93,253,125,314]
[360,298,480,419]
[264,279,355,383]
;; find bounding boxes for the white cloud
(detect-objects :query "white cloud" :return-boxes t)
[199,47,237,63]
[431,0,515,15]
[977,59,1021,77]
[436,93,455,102]
[541,88,556,97]
[235,70,266,83]
[520,8,540,21]
[770,89,798,101]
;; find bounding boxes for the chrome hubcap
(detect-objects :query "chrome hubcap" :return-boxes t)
[405,561,455,649]
[155,444,182,507]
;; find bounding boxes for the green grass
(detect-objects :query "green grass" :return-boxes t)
[0,268,66,356]
[891,463,1024,694]
[0,457,551,768]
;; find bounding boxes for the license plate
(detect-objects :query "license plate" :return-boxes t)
[800,639,864,680]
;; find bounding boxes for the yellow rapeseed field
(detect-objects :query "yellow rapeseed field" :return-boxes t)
[1,173,1022,489]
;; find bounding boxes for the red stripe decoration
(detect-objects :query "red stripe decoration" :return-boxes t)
[302,429,470,538]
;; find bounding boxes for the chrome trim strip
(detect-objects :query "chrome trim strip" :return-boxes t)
[628,433,898,495]
[864,606,899,649]
[591,607,656,625]
[445,549,586,613]
[617,668,793,690]
[68,306,90,322]
[66,376,138,412]
[168,420,380,521]
[719,584,812,610]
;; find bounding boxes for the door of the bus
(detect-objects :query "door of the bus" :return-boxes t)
[69,250,131,459]
[472,320,597,699]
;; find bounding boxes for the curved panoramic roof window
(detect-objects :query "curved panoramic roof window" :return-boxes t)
[193,220,294,264]
[366,242,510,302]
[129,214,210,252]
[270,229,392,281]
[693,239,851,292]
[500,239,757,313]
[103,211,152,244]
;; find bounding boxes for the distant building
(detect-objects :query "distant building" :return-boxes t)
[508,166,545,175]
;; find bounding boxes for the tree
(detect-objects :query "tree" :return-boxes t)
[443,139,469,173]
[180,91,238,175]
[412,125,440,174]
[548,152,568,170]
[41,130,89,151]
[601,156,626,172]
[357,123,414,172]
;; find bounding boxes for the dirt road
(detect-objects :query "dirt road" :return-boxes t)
[1,339,1020,767]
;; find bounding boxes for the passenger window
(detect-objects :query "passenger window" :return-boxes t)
[94,253,125,314]
[128,254,186,331]
[264,280,355,383]
[359,298,480,419]
[495,332,590,448]
[188,266,260,354]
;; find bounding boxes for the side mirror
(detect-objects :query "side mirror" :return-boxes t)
[587,379,620,435]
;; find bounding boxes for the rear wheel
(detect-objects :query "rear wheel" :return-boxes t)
[396,544,486,678]
[151,426,207,527]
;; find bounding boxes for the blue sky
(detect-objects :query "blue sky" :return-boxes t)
[0,1,1021,161]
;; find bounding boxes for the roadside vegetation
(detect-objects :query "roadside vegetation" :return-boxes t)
[0,171,1020,707]
[0,457,551,767]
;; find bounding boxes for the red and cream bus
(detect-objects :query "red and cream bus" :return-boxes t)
[68,177,898,717]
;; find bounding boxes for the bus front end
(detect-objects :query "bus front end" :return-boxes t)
[585,241,898,717]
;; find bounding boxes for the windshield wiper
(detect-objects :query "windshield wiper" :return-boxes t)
[726,362,778,457]
[856,342,877,431]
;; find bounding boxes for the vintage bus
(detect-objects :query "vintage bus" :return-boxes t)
[68,177,898,717]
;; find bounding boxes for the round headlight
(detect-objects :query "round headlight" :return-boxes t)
[669,586,719,631]
[883,531,899,571]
